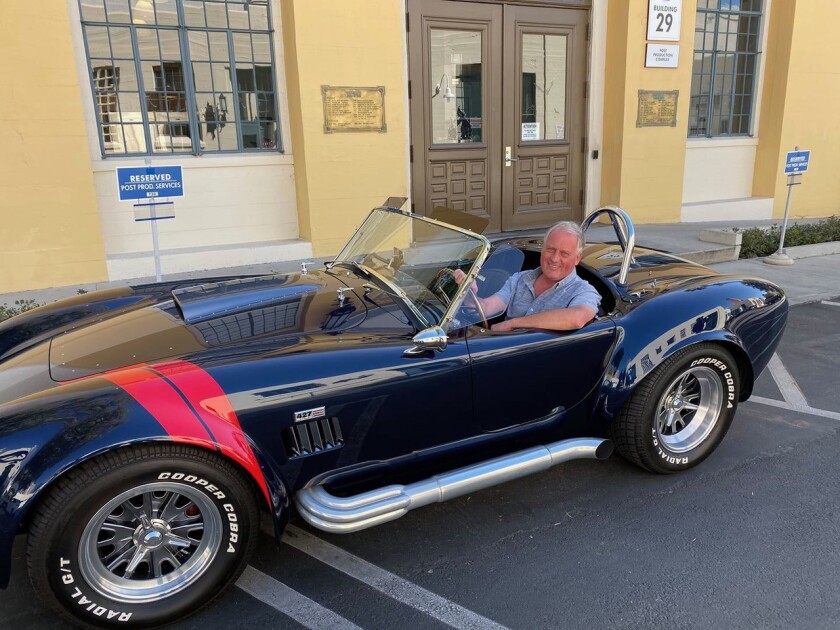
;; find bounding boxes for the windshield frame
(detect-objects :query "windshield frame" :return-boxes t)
[331,207,491,330]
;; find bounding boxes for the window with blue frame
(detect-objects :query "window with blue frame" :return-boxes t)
[689,0,762,138]
[79,0,282,156]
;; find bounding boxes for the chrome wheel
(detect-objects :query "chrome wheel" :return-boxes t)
[655,366,722,453]
[78,481,223,603]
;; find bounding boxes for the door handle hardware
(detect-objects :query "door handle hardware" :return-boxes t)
[505,146,518,166]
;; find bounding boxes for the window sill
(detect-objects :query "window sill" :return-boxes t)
[686,137,758,149]
[91,152,294,172]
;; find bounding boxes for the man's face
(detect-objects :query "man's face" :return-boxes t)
[540,229,583,283]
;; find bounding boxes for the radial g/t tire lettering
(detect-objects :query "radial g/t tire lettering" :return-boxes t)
[26,444,259,629]
[612,343,740,474]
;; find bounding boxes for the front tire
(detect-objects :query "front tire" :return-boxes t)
[27,444,259,628]
[612,344,740,473]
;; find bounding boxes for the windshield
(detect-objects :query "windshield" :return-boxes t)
[333,208,489,329]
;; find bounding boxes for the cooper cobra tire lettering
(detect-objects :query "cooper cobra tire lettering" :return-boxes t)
[27,445,260,628]
[612,343,740,474]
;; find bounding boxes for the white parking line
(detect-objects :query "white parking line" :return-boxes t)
[281,524,510,630]
[237,565,363,630]
[748,395,840,422]
[820,300,840,307]
[768,353,809,407]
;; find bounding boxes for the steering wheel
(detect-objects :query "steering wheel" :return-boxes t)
[432,269,488,330]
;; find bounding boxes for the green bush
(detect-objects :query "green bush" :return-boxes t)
[0,299,42,323]
[738,215,840,258]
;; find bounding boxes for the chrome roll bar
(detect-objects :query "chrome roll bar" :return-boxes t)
[581,205,636,286]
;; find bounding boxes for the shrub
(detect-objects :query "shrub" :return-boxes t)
[0,299,42,323]
[738,216,840,258]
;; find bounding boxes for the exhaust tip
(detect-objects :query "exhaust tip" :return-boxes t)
[595,439,614,460]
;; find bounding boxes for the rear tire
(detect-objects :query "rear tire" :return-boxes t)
[612,344,740,473]
[27,444,259,628]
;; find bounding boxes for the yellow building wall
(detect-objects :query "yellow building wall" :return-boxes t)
[281,0,409,256]
[754,0,840,219]
[0,5,107,293]
[601,0,695,223]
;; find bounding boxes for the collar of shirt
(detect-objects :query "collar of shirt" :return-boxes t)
[521,267,579,296]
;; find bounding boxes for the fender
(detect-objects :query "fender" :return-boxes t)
[589,278,788,432]
[0,360,289,588]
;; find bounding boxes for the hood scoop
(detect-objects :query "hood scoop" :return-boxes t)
[173,275,321,324]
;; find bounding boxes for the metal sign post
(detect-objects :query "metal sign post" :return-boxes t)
[116,163,184,281]
[765,147,810,266]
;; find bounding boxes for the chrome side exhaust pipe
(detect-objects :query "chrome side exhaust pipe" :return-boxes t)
[295,437,613,534]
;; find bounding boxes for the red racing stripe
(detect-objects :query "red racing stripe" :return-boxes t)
[101,365,215,447]
[152,359,272,505]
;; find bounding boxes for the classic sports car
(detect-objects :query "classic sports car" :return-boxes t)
[0,206,787,627]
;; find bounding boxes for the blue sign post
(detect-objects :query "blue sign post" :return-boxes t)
[116,165,184,281]
[766,147,810,266]
[116,165,184,200]
[783,150,810,174]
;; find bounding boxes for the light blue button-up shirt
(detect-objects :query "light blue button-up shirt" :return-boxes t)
[492,268,601,319]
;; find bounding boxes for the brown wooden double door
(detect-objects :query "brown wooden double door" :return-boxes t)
[408,0,588,232]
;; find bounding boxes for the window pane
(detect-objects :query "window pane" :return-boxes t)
[80,0,106,22]
[85,26,111,58]
[159,29,180,59]
[183,0,206,27]
[233,32,253,62]
[228,2,249,30]
[130,0,155,25]
[209,32,230,61]
[104,0,130,24]
[189,31,210,61]
[137,28,159,60]
[155,0,178,26]
[521,33,567,141]
[253,33,271,63]
[109,26,132,58]
[249,3,269,30]
[431,28,482,144]
[205,1,228,28]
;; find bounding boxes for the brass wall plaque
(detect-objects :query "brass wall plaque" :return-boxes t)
[322,86,386,133]
[637,90,679,127]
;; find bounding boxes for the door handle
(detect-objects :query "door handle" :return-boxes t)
[505,146,518,167]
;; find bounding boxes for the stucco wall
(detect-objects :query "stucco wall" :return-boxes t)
[601,0,695,223]
[0,5,107,293]
[754,0,840,219]
[281,0,409,257]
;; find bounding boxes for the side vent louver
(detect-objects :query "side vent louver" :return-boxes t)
[285,417,344,458]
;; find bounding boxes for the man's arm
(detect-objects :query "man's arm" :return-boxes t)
[452,269,510,318]
[491,304,596,332]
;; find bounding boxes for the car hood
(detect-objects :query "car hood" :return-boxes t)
[48,270,370,383]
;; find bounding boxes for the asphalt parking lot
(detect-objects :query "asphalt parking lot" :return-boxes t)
[3,297,839,630]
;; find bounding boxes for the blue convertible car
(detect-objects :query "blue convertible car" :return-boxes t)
[0,206,787,627]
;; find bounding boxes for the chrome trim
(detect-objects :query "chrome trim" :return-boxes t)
[582,206,636,286]
[295,437,613,533]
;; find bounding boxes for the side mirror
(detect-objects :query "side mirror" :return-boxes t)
[405,326,448,355]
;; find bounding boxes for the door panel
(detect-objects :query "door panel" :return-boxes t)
[409,1,503,232]
[408,1,588,233]
[502,5,588,230]
[466,320,617,434]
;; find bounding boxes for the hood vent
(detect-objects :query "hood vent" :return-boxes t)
[285,417,344,458]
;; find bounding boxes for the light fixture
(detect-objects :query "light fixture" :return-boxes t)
[431,74,455,100]
[218,93,228,115]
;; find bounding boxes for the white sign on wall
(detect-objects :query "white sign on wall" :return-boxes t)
[645,43,680,68]
[647,0,682,42]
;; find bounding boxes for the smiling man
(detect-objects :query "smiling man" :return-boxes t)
[465,221,601,332]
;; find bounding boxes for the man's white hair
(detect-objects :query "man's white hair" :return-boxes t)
[544,221,585,254]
